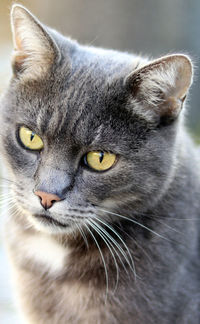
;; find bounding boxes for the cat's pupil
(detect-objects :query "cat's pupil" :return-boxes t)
[30,133,35,141]
[99,152,104,163]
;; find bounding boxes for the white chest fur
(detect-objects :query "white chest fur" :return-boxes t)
[23,233,68,274]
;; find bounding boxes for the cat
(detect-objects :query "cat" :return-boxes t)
[0,4,199,324]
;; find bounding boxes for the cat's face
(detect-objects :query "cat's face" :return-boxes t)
[0,5,192,235]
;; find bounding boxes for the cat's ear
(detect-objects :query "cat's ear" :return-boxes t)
[10,4,60,80]
[125,55,193,123]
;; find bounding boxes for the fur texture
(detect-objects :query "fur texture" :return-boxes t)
[0,5,199,324]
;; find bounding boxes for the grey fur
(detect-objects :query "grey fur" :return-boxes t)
[0,5,199,324]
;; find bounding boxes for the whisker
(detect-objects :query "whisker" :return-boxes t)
[76,222,89,249]
[127,211,184,235]
[1,200,19,213]
[97,208,172,243]
[89,219,119,293]
[138,211,200,221]
[0,196,15,202]
[149,217,183,235]
[0,198,16,207]
[88,34,101,46]
[0,177,18,184]
[114,223,153,266]
[84,221,109,303]
[91,220,130,277]
[90,217,136,278]
[91,215,136,277]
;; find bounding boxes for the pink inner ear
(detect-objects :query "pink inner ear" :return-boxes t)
[13,15,25,51]
[15,34,22,51]
[173,64,192,101]
[13,30,29,72]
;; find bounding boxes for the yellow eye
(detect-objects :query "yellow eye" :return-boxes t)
[85,151,116,171]
[19,126,44,150]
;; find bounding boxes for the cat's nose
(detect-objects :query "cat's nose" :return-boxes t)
[34,191,61,210]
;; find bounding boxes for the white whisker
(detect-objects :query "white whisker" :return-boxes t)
[91,219,130,276]
[151,217,182,235]
[98,208,172,243]
[115,223,153,265]
[84,221,109,303]
[91,215,136,277]
[76,222,89,249]
[90,217,135,278]
[2,201,18,213]
[89,219,119,293]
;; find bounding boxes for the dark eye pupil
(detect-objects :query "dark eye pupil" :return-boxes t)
[30,132,35,141]
[99,152,104,163]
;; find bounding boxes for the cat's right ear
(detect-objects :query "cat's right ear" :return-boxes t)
[125,55,193,124]
[10,4,61,80]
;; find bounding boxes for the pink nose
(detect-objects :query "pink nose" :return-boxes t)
[34,191,61,210]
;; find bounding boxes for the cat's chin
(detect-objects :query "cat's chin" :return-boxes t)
[34,214,69,228]
[28,213,77,235]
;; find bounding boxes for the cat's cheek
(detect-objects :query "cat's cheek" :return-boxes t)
[8,151,39,179]
[2,130,39,171]
[15,189,43,214]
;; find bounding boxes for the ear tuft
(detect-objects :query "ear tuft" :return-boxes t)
[126,54,193,123]
[11,5,60,80]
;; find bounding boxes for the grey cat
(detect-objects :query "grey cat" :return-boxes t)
[0,4,199,324]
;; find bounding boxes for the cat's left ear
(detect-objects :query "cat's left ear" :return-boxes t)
[11,4,61,80]
[125,55,193,123]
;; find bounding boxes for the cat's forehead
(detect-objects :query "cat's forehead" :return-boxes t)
[12,42,140,121]
[15,59,128,137]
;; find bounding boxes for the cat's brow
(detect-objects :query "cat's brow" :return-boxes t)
[90,125,104,145]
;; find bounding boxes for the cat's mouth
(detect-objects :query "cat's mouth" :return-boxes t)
[34,214,69,228]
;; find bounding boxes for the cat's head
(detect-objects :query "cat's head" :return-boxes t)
[0,5,193,235]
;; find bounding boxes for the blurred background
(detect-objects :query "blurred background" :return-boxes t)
[0,0,200,322]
